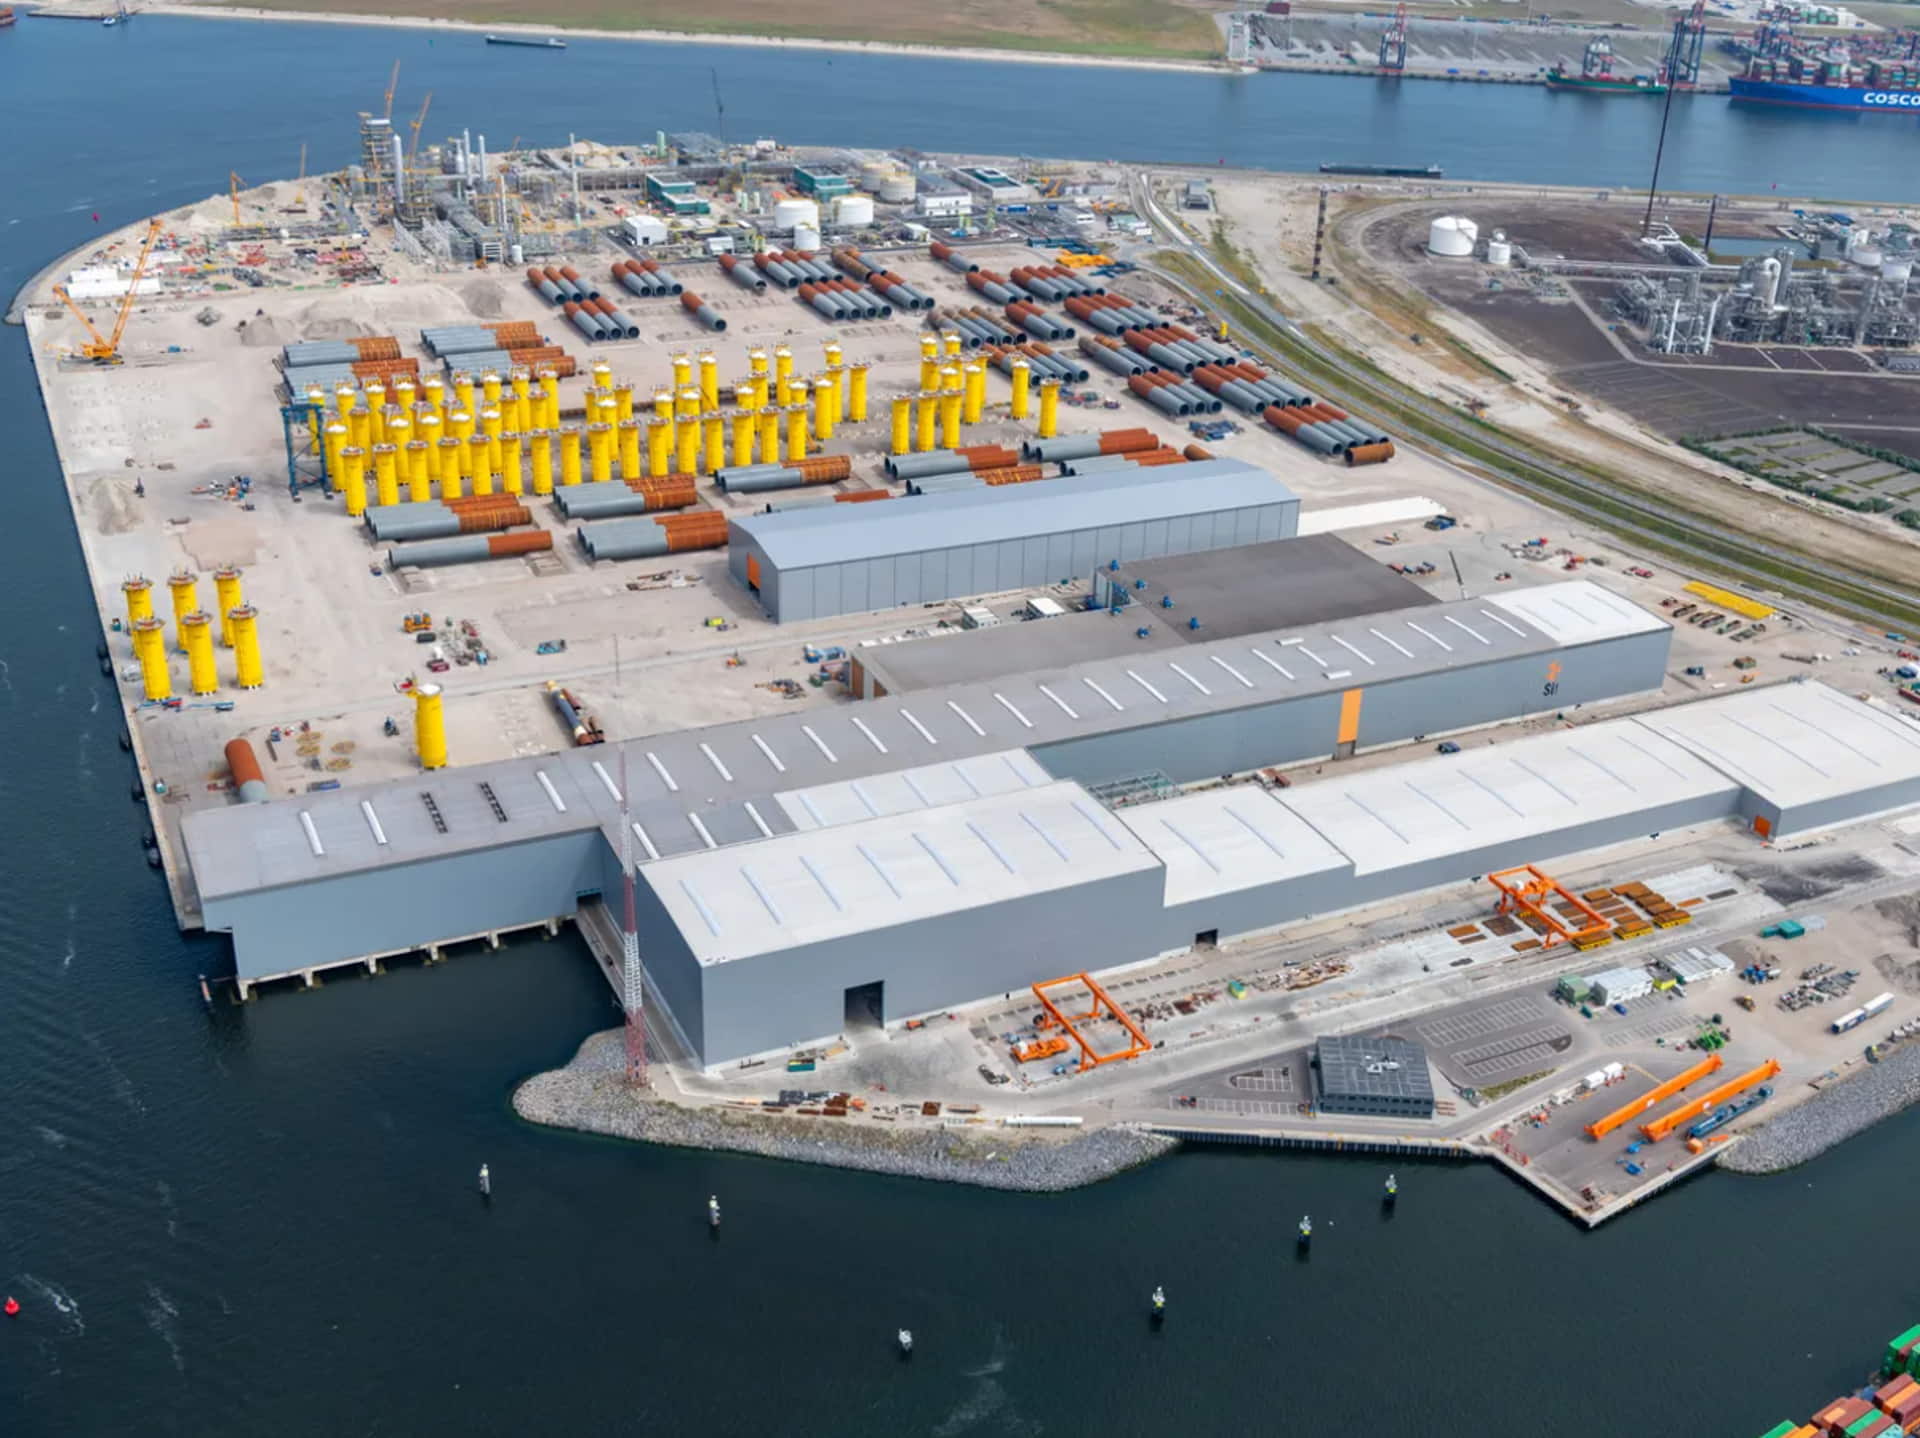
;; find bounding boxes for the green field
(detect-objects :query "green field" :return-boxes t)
[208,0,1228,59]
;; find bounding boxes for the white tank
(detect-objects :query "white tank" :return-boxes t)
[1757,256,1781,308]
[1882,256,1914,284]
[793,221,822,253]
[1428,215,1478,259]
[1851,246,1884,271]
[876,170,916,203]
[771,197,820,233]
[508,243,524,265]
[832,194,876,228]
[858,158,894,190]
[1486,230,1512,267]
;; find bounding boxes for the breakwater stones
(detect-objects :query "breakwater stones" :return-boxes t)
[1719,1041,1920,1174]
[513,1030,1178,1192]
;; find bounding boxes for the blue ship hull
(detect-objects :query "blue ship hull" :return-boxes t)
[1730,77,1920,112]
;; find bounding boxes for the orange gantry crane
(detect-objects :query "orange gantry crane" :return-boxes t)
[1031,973,1152,1072]
[1639,1059,1781,1143]
[1488,865,1612,949]
[1584,1053,1721,1140]
[51,217,164,364]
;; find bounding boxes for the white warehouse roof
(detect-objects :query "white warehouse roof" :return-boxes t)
[1281,720,1738,877]
[1637,681,1920,812]
[1482,581,1671,646]
[642,780,1157,964]
[1113,786,1348,905]
[774,750,1052,830]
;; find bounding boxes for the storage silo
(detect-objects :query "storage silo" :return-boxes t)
[832,194,876,228]
[1486,229,1512,266]
[771,197,820,234]
[1427,216,1478,259]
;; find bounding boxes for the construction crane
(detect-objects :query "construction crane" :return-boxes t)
[294,142,307,209]
[406,91,432,170]
[51,217,164,364]
[1378,1,1408,72]
[229,171,245,226]
[382,58,401,119]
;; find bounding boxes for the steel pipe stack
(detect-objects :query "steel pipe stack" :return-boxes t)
[1079,334,1153,378]
[1023,428,1159,464]
[752,252,805,290]
[929,241,977,274]
[563,302,609,343]
[577,511,728,562]
[863,267,932,311]
[906,473,986,496]
[679,292,727,331]
[717,254,767,293]
[1004,301,1074,342]
[553,480,698,520]
[364,499,531,542]
[587,297,639,339]
[1000,342,1087,384]
[965,269,1021,305]
[387,530,554,569]
[713,454,852,493]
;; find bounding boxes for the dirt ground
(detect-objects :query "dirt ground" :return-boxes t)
[202,0,1228,56]
[1194,172,1920,582]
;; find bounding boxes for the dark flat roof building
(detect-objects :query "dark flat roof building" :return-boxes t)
[1314,1035,1436,1118]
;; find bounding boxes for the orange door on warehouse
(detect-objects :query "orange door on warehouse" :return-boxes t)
[1336,688,1363,759]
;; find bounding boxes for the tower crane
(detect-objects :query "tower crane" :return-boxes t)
[294,142,307,209]
[229,171,245,226]
[51,217,164,364]
[406,91,433,170]
[383,58,401,119]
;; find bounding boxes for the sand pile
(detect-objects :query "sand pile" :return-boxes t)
[237,315,288,349]
[463,280,507,319]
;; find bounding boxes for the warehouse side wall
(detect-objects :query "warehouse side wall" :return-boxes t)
[690,867,1167,1065]
[1768,775,1920,838]
[1152,867,1358,953]
[1031,631,1671,789]
[202,831,607,980]
[749,500,1299,623]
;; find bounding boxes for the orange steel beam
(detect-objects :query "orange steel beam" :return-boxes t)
[1639,1058,1781,1142]
[1031,973,1152,1072]
[1584,1053,1723,1140]
[1489,864,1612,948]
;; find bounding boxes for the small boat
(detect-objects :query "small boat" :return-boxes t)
[708,1195,721,1228]
[1151,1286,1166,1315]
[1297,1214,1313,1242]
[484,33,566,48]
[897,1329,913,1355]
[1384,1173,1398,1201]
[477,1163,491,1197]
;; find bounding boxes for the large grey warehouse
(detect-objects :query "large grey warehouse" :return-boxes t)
[182,525,1920,1068]
[727,460,1301,622]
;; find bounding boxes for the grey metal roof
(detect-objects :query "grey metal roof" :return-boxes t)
[729,461,1297,571]
[1315,1035,1435,1104]
[183,580,1631,901]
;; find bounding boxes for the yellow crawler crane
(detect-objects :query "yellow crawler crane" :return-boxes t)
[51,217,163,364]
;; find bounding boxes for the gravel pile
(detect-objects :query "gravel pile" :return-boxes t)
[513,1031,1179,1193]
[1719,1042,1920,1174]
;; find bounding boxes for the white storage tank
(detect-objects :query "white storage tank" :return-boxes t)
[1486,229,1512,267]
[832,194,876,228]
[771,197,820,233]
[876,169,916,203]
[1881,256,1913,284]
[1428,215,1478,259]
[793,221,821,253]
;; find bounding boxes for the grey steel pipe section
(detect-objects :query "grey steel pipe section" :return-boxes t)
[907,474,984,495]
[553,490,679,519]
[808,292,848,322]
[285,341,359,365]
[570,310,608,342]
[885,450,973,481]
[762,492,837,512]
[1019,312,1073,342]
[619,271,661,299]
[1081,342,1146,377]
[386,535,494,568]
[1144,344,1194,376]
[715,467,807,494]
[1059,454,1135,476]
[578,521,672,562]
[1024,435,1102,462]
[976,279,1018,304]
[688,303,727,332]
[1214,380,1267,413]
[1141,386,1187,417]
[1171,384,1220,414]
[758,258,804,290]
[722,263,767,294]
[599,305,640,339]
[1292,423,1346,455]
[647,267,684,295]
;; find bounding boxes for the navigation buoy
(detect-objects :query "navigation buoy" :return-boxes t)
[4,1296,19,1317]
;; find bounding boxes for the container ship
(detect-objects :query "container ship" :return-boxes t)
[1731,53,1920,111]
[1750,1323,1920,1436]
[1544,38,1667,95]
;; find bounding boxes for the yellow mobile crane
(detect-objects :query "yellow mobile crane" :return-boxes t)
[52,217,164,364]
